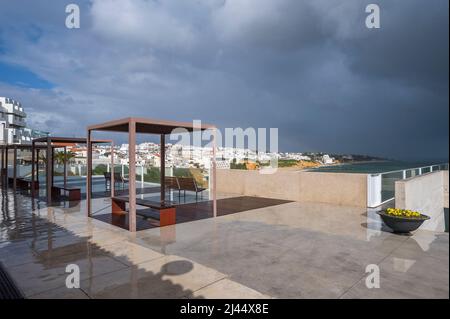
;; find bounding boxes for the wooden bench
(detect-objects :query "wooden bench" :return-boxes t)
[104,172,129,189]
[111,196,176,226]
[0,168,7,182]
[16,178,39,190]
[8,177,38,189]
[177,177,207,200]
[51,185,81,201]
[164,176,180,195]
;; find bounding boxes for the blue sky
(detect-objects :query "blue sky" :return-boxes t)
[0,62,54,89]
[0,0,448,161]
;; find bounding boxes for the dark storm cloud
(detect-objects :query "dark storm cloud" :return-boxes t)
[344,0,448,89]
[0,0,448,160]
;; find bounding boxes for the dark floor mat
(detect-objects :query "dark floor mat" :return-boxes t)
[0,262,25,299]
[93,196,292,231]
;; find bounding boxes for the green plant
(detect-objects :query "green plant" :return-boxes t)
[277,159,299,167]
[93,164,108,175]
[54,150,76,165]
[144,167,161,183]
[230,158,247,170]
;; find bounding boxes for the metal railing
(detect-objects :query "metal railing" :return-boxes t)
[367,163,448,208]
[11,163,210,189]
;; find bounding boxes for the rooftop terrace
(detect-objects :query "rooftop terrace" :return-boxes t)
[0,186,448,299]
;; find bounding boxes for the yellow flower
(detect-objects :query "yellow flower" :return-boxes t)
[385,208,422,218]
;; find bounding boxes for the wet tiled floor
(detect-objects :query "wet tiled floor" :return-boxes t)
[0,188,448,299]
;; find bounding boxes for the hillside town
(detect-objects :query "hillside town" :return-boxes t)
[74,142,383,171]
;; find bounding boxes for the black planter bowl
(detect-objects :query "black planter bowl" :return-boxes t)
[377,211,430,234]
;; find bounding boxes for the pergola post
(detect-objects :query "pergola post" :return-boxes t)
[1,147,4,186]
[1,145,8,186]
[128,119,137,232]
[87,130,92,216]
[51,147,55,188]
[111,141,115,197]
[13,147,17,191]
[5,146,8,184]
[46,138,52,204]
[160,134,165,205]
[212,128,217,217]
[63,146,67,188]
[36,149,40,185]
[31,141,35,197]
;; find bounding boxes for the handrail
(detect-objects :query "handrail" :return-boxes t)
[367,162,448,208]
[370,163,448,176]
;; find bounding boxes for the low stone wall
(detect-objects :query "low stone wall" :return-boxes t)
[444,170,449,208]
[297,171,368,206]
[216,169,368,207]
[395,170,448,232]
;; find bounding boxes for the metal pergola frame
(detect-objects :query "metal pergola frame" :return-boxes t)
[1,144,46,190]
[31,137,112,203]
[86,117,217,232]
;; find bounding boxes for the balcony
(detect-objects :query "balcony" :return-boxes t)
[9,117,26,127]
[12,136,21,144]
[12,107,26,118]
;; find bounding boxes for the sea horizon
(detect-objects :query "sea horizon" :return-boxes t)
[306,159,449,174]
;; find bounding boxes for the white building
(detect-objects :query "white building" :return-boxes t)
[322,154,334,165]
[216,159,231,169]
[0,97,48,144]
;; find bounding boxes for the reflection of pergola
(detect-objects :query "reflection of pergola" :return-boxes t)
[1,144,46,189]
[87,117,217,232]
[31,137,112,203]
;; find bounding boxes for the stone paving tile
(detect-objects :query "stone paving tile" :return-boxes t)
[80,255,227,299]
[29,286,90,299]
[190,278,272,299]
[6,249,129,297]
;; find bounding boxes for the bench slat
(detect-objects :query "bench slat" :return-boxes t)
[53,186,80,191]
[112,197,175,209]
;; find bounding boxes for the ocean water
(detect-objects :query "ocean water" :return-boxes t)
[307,161,448,174]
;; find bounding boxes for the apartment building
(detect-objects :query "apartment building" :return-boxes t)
[0,96,48,144]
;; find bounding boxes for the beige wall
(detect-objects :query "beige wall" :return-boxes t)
[444,170,449,208]
[216,169,368,207]
[395,170,447,232]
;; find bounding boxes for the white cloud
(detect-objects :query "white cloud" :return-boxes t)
[90,0,198,51]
